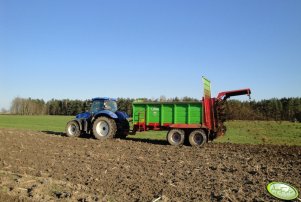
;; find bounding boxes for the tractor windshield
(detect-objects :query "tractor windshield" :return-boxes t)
[104,100,117,112]
[90,99,117,113]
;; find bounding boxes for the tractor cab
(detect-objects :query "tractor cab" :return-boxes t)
[75,97,118,120]
[90,97,118,114]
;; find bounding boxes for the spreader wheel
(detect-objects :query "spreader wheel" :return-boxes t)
[188,129,207,147]
[166,129,185,146]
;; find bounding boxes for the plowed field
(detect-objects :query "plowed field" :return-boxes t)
[0,128,300,201]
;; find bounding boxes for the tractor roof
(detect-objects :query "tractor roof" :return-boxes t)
[92,97,117,101]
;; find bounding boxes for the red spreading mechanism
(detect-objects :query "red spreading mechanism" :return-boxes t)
[217,88,251,101]
[203,88,251,137]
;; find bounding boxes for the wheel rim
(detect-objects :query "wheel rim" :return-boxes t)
[96,121,109,137]
[68,124,77,136]
[193,133,204,145]
[172,132,182,143]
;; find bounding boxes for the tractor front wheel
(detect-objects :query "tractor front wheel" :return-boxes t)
[65,120,81,137]
[93,117,117,140]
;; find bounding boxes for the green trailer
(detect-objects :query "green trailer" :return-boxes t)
[132,78,251,146]
[133,102,203,130]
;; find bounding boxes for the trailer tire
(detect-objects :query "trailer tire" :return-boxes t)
[167,129,185,146]
[93,117,117,140]
[65,120,81,137]
[189,129,207,147]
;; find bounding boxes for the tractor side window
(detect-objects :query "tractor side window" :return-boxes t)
[90,100,104,113]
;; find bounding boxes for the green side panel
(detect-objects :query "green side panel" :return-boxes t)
[175,104,187,123]
[133,102,203,125]
[189,103,202,124]
[162,105,173,124]
[148,105,161,123]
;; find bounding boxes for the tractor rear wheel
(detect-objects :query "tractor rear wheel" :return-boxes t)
[166,129,185,146]
[93,117,117,140]
[116,119,130,139]
[65,120,81,137]
[189,129,207,146]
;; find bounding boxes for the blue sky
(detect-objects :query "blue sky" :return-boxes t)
[1,0,301,110]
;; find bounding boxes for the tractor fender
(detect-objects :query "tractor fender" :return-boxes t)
[115,111,129,121]
[93,110,118,120]
[67,119,82,130]
[76,111,91,119]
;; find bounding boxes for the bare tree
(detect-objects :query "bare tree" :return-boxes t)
[1,108,8,114]
[159,95,167,102]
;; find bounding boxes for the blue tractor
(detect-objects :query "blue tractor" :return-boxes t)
[65,97,130,139]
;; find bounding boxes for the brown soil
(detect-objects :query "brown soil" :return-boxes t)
[0,128,300,202]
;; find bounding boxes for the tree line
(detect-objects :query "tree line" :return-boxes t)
[225,98,301,122]
[8,96,301,122]
[10,97,90,116]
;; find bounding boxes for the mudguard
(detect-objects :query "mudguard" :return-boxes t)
[115,111,129,121]
[67,119,82,130]
[94,110,118,119]
[76,112,91,119]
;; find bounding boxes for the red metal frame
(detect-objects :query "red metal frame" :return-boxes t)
[217,88,251,101]
[169,124,202,129]
[134,122,174,131]
[202,97,218,131]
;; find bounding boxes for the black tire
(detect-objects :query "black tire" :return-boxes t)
[166,129,185,146]
[93,117,117,140]
[65,120,81,137]
[189,129,207,147]
[116,119,130,139]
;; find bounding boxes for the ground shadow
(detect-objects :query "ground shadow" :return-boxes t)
[41,131,93,139]
[41,131,65,136]
[41,131,168,145]
[125,137,168,146]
